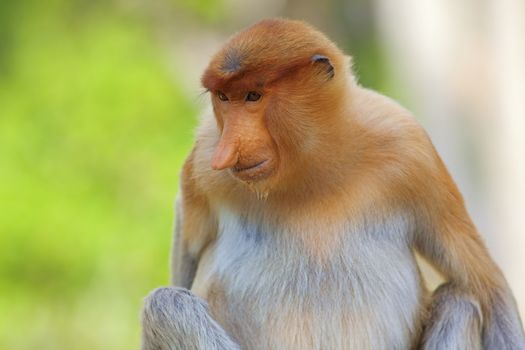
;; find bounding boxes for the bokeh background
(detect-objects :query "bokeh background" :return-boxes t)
[1,0,523,349]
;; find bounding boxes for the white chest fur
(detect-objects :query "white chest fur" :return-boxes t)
[205,207,423,350]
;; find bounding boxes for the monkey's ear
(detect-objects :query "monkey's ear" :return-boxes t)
[311,54,335,79]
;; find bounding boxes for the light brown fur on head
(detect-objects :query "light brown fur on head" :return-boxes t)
[202,19,348,94]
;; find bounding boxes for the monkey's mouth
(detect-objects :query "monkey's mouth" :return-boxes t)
[230,159,273,181]
[232,159,268,173]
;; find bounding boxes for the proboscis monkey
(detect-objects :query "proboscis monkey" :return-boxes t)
[141,18,525,350]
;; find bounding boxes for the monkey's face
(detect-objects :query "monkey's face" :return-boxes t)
[210,90,280,184]
[201,19,347,189]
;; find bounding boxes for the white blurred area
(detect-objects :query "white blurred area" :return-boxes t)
[374,0,525,319]
[167,0,525,319]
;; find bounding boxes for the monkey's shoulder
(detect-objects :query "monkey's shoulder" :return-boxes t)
[353,88,436,159]
[352,87,431,147]
[344,88,449,206]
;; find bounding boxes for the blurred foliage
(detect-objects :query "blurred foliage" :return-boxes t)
[174,0,225,22]
[0,1,389,349]
[0,0,199,348]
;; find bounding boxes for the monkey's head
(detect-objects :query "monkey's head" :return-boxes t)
[202,19,351,191]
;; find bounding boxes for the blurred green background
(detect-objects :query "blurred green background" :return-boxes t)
[1,0,524,349]
[0,1,200,348]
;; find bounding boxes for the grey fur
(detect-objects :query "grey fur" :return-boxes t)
[420,283,525,349]
[207,208,422,349]
[483,288,525,350]
[421,283,483,350]
[141,287,240,350]
[170,197,198,289]
[220,48,242,73]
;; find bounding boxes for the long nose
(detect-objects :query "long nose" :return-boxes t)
[211,123,239,170]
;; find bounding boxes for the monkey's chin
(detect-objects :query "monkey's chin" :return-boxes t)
[229,159,275,183]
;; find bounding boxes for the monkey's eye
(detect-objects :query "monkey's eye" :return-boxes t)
[245,91,261,102]
[217,91,229,101]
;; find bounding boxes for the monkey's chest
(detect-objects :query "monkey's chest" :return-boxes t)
[197,214,423,349]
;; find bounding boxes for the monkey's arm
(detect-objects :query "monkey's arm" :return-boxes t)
[171,153,216,288]
[142,154,236,349]
[413,156,525,349]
